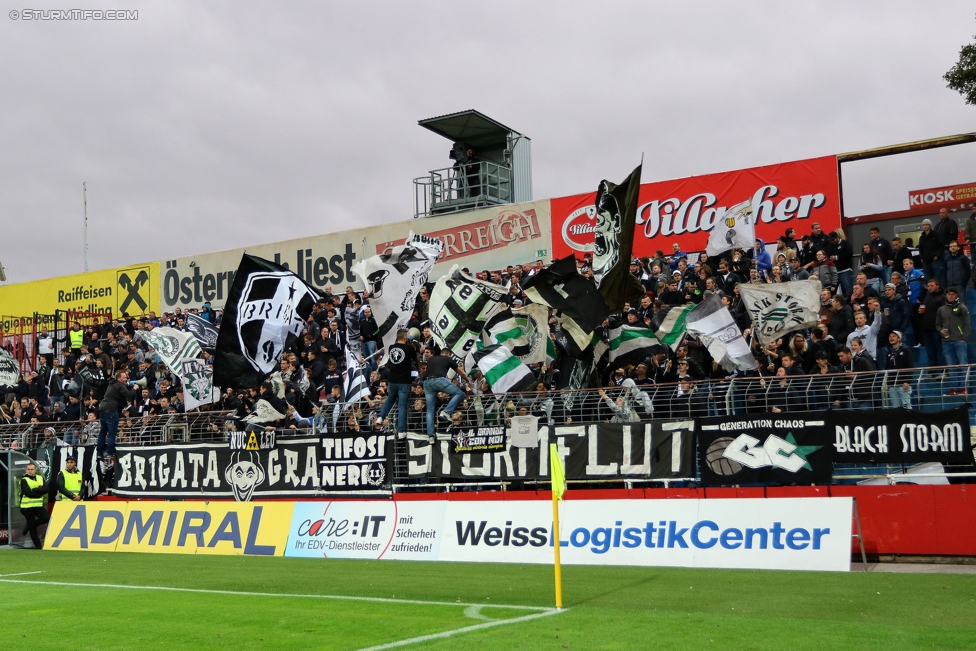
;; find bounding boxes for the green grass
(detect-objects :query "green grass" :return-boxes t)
[1,552,975,650]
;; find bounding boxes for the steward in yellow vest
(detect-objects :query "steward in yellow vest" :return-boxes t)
[58,457,84,502]
[19,462,50,549]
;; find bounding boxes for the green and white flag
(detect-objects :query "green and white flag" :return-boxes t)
[482,303,550,365]
[738,279,822,345]
[654,304,695,349]
[608,319,664,366]
[684,293,757,372]
[464,344,536,395]
[141,326,202,370]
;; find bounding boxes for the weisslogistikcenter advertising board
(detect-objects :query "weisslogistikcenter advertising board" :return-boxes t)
[284,498,853,572]
[551,156,841,260]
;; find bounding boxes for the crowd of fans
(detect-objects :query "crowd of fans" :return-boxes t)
[3,207,976,449]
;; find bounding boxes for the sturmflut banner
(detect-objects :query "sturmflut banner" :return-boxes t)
[405,421,695,480]
[113,435,390,500]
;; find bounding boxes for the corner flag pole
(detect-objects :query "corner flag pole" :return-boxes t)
[549,443,565,609]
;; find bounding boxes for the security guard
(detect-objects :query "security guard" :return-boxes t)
[68,321,84,354]
[58,457,84,502]
[19,462,50,549]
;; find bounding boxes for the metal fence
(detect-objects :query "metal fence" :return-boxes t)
[414,160,513,217]
[2,363,975,489]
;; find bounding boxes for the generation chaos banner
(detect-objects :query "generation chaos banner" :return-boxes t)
[551,156,841,259]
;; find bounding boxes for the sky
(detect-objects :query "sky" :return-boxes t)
[1,1,975,284]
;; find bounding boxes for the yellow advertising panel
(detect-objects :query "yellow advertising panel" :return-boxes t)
[0,262,160,320]
[46,501,293,556]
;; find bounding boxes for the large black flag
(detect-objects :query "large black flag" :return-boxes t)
[593,163,645,314]
[185,313,219,351]
[213,254,319,388]
[521,256,610,352]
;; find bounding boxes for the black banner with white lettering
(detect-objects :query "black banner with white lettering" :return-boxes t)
[448,425,506,454]
[405,420,695,481]
[697,413,833,487]
[114,434,390,500]
[828,406,974,464]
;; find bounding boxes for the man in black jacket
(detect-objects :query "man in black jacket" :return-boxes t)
[826,231,855,298]
[97,369,131,460]
[918,219,947,289]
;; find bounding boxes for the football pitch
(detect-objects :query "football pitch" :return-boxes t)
[1,553,974,650]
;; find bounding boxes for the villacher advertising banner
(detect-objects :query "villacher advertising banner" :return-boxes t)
[828,406,975,465]
[406,421,695,481]
[114,434,390,500]
[697,413,833,487]
[551,156,841,260]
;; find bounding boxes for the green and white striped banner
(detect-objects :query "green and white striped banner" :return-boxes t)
[464,344,535,395]
[654,304,695,349]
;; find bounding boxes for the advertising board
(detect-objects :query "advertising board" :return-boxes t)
[159,200,552,311]
[46,501,293,556]
[908,181,976,211]
[551,156,841,260]
[285,497,852,572]
[0,262,160,321]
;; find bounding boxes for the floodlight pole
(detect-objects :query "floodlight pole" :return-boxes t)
[83,182,88,273]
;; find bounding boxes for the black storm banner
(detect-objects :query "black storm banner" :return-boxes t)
[697,413,833,487]
[114,434,390,501]
[828,406,974,465]
[405,420,695,481]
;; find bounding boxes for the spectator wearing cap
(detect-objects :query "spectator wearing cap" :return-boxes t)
[884,331,914,408]
[936,287,971,395]
[918,218,946,289]
[944,240,971,296]
[789,257,810,281]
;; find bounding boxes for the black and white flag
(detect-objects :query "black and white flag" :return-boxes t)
[738,280,822,346]
[179,358,220,411]
[334,349,372,429]
[241,398,286,425]
[0,348,19,389]
[185,313,219,351]
[213,254,319,388]
[520,255,610,352]
[350,233,444,365]
[430,265,507,361]
[592,163,645,314]
[482,303,550,365]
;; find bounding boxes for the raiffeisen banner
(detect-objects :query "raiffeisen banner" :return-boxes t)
[551,156,841,259]
[284,497,853,572]
[160,200,551,312]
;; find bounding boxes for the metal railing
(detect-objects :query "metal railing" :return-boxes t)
[2,363,974,488]
[414,160,513,218]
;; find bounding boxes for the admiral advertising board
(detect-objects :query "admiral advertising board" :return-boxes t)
[551,156,842,261]
[159,200,551,311]
[0,262,160,323]
[46,501,293,555]
[284,498,853,572]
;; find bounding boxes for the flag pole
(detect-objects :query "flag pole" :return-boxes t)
[549,442,564,610]
[552,479,563,609]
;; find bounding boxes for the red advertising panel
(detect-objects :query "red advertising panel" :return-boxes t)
[551,156,841,259]
[908,182,976,211]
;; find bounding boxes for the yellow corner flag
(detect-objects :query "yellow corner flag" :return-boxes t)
[550,443,566,501]
[549,443,566,609]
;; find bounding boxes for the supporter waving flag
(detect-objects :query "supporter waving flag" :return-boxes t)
[654,304,695,349]
[429,265,507,362]
[185,313,219,351]
[592,163,646,313]
[608,315,665,368]
[213,254,319,388]
[140,327,201,370]
[482,303,550,365]
[464,344,536,395]
[738,279,822,345]
[684,293,756,371]
[350,233,444,365]
[333,349,372,429]
[521,256,610,352]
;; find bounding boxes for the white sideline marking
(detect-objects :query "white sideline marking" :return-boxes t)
[0,578,554,612]
[0,571,44,578]
[353,608,564,651]
[0,578,565,650]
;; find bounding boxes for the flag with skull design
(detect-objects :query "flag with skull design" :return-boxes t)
[592,163,645,314]
[213,254,320,388]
